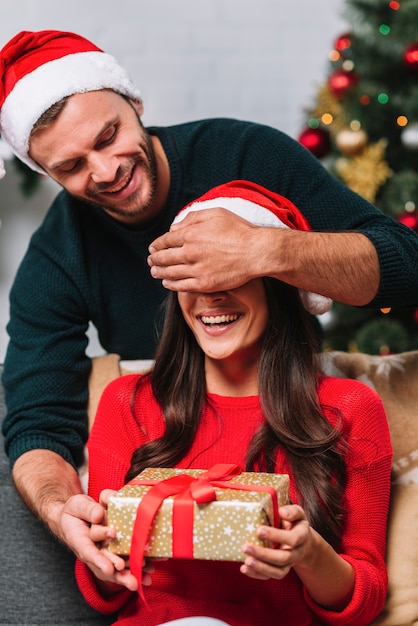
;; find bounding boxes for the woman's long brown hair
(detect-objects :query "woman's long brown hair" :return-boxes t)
[127,279,346,548]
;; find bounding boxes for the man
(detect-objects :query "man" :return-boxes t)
[0,29,417,583]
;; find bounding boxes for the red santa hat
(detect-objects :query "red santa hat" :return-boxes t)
[0,30,141,177]
[174,180,333,315]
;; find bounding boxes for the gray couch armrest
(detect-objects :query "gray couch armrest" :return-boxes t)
[0,365,114,625]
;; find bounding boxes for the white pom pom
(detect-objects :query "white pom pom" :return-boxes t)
[299,290,333,316]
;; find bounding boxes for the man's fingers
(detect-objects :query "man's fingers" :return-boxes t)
[65,494,105,524]
[149,207,225,254]
[81,541,117,574]
[99,488,117,507]
[90,524,116,543]
[148,230,184,255]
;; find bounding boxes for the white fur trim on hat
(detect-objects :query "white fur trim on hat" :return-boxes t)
[173,197,289,229]
[0,51,141,173]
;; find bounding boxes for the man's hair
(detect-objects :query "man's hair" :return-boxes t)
[127,278,347,548]
[30,97,70,139]
[30,91,136,139]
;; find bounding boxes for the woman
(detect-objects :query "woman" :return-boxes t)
[75,182,392,625]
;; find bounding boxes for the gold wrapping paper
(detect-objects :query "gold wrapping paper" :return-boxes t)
[107,467,289,562]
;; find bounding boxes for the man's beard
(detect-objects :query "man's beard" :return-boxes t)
[85,127,158,219]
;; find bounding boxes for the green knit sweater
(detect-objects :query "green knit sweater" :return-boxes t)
[2,118,418,468]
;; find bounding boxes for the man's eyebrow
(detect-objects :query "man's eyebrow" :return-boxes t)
[49,117,119,171]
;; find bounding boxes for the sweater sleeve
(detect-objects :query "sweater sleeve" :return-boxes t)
[1,194,92,469]
[278,134,418,308]
[257,126,418,309]
[74,559,132,615]
[306,378,393,625]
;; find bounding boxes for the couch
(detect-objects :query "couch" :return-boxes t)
[1,350,418,625]
[0,363,115,626]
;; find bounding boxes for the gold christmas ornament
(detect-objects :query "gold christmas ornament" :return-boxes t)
[336,128,368,155]
[310,84,346,135]
[335,139,393,202]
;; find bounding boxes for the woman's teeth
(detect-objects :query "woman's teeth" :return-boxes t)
[201,314,240,325]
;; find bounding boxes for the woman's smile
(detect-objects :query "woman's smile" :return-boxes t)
[178,279,268,363]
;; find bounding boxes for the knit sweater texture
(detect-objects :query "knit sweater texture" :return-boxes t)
[2,118,417,468]
[75,373,392,625]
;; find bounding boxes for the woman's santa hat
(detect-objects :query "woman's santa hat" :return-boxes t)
[174,180,333,315]
[0,30,141,177]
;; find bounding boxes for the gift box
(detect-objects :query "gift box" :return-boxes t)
[107,464,289,563]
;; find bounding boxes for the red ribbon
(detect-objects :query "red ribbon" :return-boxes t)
[127,464,280,606]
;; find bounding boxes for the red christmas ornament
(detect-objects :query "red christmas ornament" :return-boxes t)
[298,127,331,159]
[397,210,418,232]
[328,69,358,99]
[404,42,418,70]
[334,32,352,52]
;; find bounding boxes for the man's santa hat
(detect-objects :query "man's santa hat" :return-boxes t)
[0,30,141,177]
[174,180,333,315]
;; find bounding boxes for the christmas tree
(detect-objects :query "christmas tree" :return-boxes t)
[298,0,418,355]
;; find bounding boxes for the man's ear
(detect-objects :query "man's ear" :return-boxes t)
[130,98,144,118]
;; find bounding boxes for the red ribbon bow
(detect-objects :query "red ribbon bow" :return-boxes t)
[127,463,279,606]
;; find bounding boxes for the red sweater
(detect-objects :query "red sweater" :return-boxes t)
[76,374,392,626]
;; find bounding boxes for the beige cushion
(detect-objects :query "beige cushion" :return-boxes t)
[321,350,418,626]
[320,350,418,484]
[87,353,121,429]
[87,354,153,429]
[371,482,418,625]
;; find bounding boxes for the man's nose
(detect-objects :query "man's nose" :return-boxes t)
[90,152,119,183]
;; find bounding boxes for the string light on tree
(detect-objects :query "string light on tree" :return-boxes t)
[359,94,371,106]
[377,92,389,105]
[404,42,418,70]
[328,68,358,99]
[334,32,352,53]
[378,24,391,36]
[309,84,346,135]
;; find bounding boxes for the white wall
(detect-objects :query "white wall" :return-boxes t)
[0,0,346,360]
